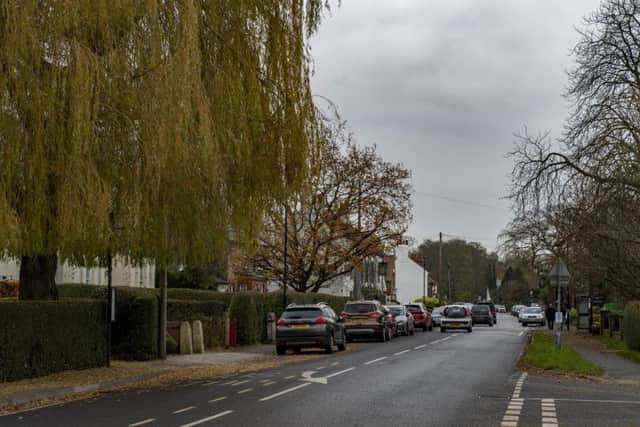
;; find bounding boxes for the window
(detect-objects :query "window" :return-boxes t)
[283,308,323,319]
[344,303,378,314]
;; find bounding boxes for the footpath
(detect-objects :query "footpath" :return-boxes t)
[0,345,319,415]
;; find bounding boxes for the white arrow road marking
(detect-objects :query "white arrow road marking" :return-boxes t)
[325,367,355,379]
[259,383,312,402]
[300,371,328,384]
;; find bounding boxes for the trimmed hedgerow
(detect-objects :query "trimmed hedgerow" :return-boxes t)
[0,299,107,381]
[167,299,226,348]
[624,302,640,352]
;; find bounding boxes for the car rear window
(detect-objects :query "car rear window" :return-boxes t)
[472,305,489,313]
[432,307,442,315]
[283,308,322,319]
[388,307,403,315]
[523,307,542,314]
[445,306,467,318]
[405,304,422,312]
[344,303,377,314]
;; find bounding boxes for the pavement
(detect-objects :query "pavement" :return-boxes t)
[1,315,638,426]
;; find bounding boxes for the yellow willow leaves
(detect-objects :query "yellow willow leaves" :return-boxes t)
[0,0,326,266]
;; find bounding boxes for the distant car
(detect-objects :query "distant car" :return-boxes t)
[511,305,524,317]
[440,305,473,333]
[471,304,494,326]
[388,305,415,336]
[341,301,393,342]
[276,303,347,355]
[476,301,497,324]
[431,306,443,326]
[519,306,545,327]
[405,303,433,331]
[495,304,506,313]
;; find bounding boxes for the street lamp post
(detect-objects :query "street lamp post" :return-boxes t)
[422,255,427,303]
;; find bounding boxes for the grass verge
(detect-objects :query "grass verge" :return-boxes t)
[525,333,605,376]
[594,335,640,365]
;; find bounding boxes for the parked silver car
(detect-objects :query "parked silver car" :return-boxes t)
[387,305,415,336]
[519,306,546,327]
[430,306,443,326]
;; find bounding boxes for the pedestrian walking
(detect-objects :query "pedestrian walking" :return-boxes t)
[545,305,556,330]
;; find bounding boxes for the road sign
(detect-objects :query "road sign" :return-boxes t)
[548,259,570,288]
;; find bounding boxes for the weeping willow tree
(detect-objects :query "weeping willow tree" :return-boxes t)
[0,1,327,299]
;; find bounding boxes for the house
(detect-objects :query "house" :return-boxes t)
[394,243,429,304]
[0,256,155,288]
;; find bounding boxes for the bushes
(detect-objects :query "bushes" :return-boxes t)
[228,293,262,345]
[0,299,107,381]
[0,280,19,298]
[624,302,640,351]
[58,284,159,360]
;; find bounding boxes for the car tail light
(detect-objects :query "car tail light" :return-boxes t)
[341,311,350,318]
[314,316,329,325]
[277,319,286,326]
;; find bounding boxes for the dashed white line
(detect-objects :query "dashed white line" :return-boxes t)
[284,375,295,380]
[262,380,277,386]
[325,367,355,378]
[414,344,427,350]
[178,410,234,427]
[259,383,312,402]
[518,331,524,337]
[129,419,155,427]
[173,406,196,414]
[231,380,250,386]
[208,397,227,403]
[393,349,411,356]
[364,356,388,365]
[237,388,253,394]
[258,379,271,384]
[315,366,326,370]
[330,362,340,366]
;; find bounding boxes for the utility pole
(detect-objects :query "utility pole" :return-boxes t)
[283,205,288,310]
[353,180,363,300]
[438,232,443,305]
[422,254,427,303]
[447,262,452,302]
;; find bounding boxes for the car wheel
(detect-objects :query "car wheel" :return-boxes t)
[440,327,446,333]
[423,324,428,332]
[468,326,473,333]
[522,323,527,327]
[409,327,415,335]
[428,323,433,331]
[325,334,335,354]
[276,345,286,356]
[337,337,346,352]
[489,322,494,327]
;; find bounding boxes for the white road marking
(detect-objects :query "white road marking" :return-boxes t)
[222,380,239,385]
[231,380,250,386]
[178,410,234,427]
[259,383,312,402]
[325,367,356,378]
[129,419,155,427]
[284,375,295,380]
[330,362,339,366]
[203,381,219,386]
[393,349,411,356]
[237,388,253,394]
[414,344,427,350]
[315,366,326,370]
[173,406,196,414]
[258,379,271,384]
[262,380,277,386]
[208,397,227,403]
[550,398,640,404]
[300,371,327,384]
[501,422,517,427]
[518,331,524,337]
[364,356,388,365]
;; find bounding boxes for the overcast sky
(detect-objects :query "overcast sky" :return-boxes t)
[309,0,602,252]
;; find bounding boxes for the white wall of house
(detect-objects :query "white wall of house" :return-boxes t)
[319,274,353,297]
[394,244,428,304]
[0,256,155,288]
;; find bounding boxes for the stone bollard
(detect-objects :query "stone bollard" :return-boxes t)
[179,321,193,354]
[266,312,276,343]
[192,320,205,354]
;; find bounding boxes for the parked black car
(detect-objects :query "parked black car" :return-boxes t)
[276,303,347,355]
[471,304,494,326]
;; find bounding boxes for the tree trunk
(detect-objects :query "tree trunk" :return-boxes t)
[19,254,58,300]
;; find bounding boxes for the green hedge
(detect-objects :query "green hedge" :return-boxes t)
[58,284,159,360]
[624,302,640,351]
[0,299,107,381]
[228,293,261,345]
[168,299,226,347]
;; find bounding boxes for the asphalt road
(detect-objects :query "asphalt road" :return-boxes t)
[2,315,528,427]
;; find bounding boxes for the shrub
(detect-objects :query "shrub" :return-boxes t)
[624,302,640,351]
[58,284,159,360]
[0,299,107,381]
[168,299,226,348]
[166,334,179,354]
[167,288,233,308]
[0,280,19,298]
[228,293,261,345]
[413,297,440,309]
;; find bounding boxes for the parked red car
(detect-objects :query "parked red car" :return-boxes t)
[404,303,433,331]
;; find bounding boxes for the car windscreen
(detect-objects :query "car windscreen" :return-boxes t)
[387,306,403,315]
[344,303,377,314]
[432,307,442,315]
[472,305,489,313]
[445,306,467,318]
[283,308,322,319]
[405,304,422,312]
[522,307,542,314]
